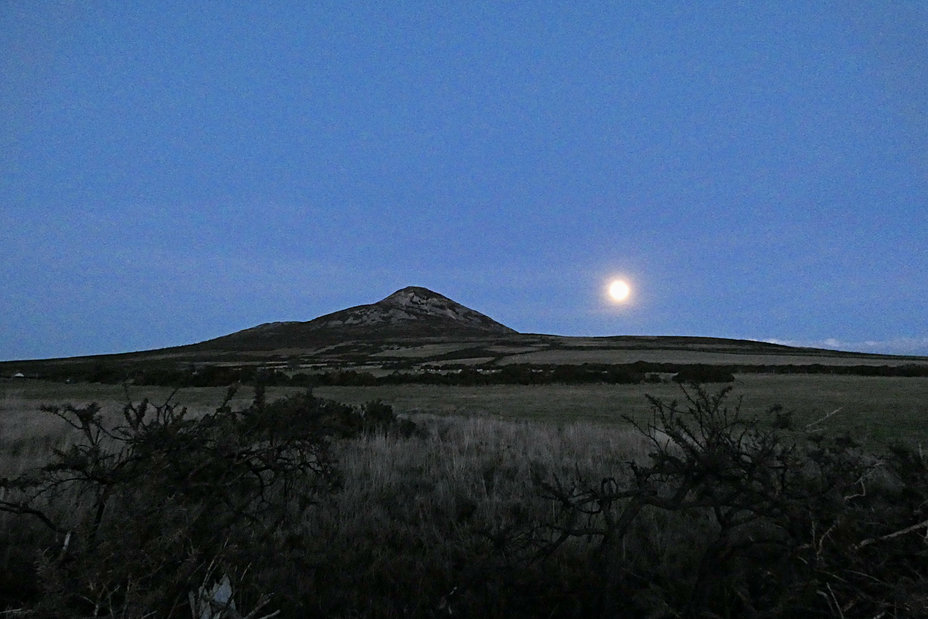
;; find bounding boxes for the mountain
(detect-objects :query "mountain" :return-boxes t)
[191,286,517,351]
[5,287,927,374]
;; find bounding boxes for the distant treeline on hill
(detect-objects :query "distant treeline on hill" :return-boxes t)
[18,359,928,387]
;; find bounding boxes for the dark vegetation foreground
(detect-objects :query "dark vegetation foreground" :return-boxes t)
[1,384,927,617]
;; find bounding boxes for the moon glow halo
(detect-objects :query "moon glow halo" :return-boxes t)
[608,279,631,303]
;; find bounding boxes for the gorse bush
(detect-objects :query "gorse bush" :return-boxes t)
[2,384,927,617]
[0,386,365,617]
[532,384,928,617]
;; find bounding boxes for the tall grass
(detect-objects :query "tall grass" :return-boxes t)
[280,415,650,616]
[2,386,927,617]
[0,391,649,617]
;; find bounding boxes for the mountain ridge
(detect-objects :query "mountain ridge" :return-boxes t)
[4,287,926,368]
[190,286,516,351]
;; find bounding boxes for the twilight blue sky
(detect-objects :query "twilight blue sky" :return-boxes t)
[2,2,927,360]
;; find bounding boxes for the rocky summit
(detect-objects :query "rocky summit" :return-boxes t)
[311,286,515,335]
[191,286,516,350]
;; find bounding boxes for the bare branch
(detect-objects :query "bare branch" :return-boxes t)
[854,518,928,551]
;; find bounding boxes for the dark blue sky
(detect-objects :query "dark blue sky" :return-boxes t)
[2,2,926,360]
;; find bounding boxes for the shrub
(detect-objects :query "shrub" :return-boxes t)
[4,383,926,617]
[0,387,344,617]
[533,384,928,616]
[671,364,735,383]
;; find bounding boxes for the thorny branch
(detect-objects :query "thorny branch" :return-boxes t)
[531,383,928,617]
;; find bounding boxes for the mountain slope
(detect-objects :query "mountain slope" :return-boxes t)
[192,286,517,350]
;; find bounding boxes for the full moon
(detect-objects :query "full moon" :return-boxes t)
[608,279,631,302]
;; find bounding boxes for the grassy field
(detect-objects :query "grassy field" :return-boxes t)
[3,375,926,447]
[315,374,928,444]
[494,348,928,366]
[2,376,928,615]
[0,381,303,467]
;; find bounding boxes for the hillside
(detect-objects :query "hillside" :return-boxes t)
[188,286,517,351]
[2,287,926,378]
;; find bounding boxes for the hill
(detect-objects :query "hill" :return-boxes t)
[189,286,516,351]
[1,287,926,379]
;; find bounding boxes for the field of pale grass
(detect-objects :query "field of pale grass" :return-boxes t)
[293,414,651,616]
[0,381,302,467]
[2,377,927,615]
[316,374,928,444]
[3,375,926,454]
[0,382,654,616]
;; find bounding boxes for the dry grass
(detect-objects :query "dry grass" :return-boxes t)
[0,390,73,477]
[4,373,926,443]
[3,379,927,616]
[3,374,924,476]
[494,348,927,366]
[0,382,301,463]
[331,414,647,520]
[315,374,928,444]
[1,387,650,615]
[296,414,649,616]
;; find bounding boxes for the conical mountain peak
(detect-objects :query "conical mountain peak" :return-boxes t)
[316,286,515,336]
[381,286,447,302]
[192,286,516,350]
[377,287,467,314]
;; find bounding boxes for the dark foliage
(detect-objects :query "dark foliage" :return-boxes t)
[529,384,928,617]
[671,364,735,383]
[3,384,927,617]
[11,356,928,387]
[0,388,367,617]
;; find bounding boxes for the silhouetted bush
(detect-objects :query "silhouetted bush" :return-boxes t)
[672,364,735,383]
[532,384,928,616]
[86,363,126,384]
[4,384,927,617]
[0,388,352,616]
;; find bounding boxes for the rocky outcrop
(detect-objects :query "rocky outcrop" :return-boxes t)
[191,286,516,350]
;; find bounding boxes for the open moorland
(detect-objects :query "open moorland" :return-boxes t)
[3,369,928,617]
[5,331,927,379]
[2,289,927,617]
[314,374,928,444]
[5,372,926,446]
